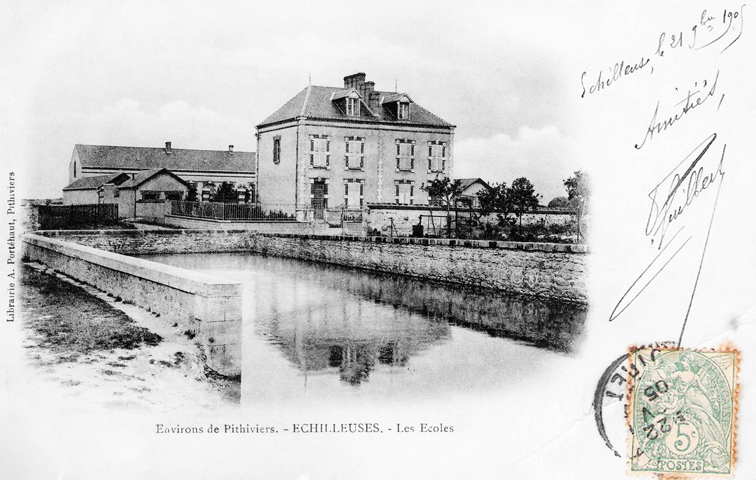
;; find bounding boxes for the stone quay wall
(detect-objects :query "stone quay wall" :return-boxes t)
[22,233,242,377]
[38,230,588,304]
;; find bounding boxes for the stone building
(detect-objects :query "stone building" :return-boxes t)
[62,172,131,205]
[256,72,455,218]
[115,168,189,218]
[456,178,492,208]
[67,142,256,202]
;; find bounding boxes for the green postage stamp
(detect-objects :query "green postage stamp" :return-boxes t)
[628,346,739,477]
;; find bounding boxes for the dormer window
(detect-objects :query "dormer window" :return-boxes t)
[346,97,360,116]
[398,102,409,120]
[332,89,363,117]
[382,93,414,121]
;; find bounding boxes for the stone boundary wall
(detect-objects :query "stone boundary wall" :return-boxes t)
[22,233,242,377]
[38,230,588,304]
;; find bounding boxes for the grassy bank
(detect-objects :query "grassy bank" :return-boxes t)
[20,264,162,352]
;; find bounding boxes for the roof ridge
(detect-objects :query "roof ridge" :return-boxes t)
[300,84,312,117]
[76,144,253,153]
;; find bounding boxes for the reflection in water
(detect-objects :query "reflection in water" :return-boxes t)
[253,263,451,386]
[140,253,586,392]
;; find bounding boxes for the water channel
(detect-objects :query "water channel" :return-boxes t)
[140,253,587,404]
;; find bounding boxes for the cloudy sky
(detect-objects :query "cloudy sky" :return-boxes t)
[2,0,581,202]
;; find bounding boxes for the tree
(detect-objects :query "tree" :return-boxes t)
[476,182,511,227]
[186,183,198,202]
[421,177,462,237]
[547,196,570,209]
[564,170,590,242]
[212,182,237,203]
[509,177,541,233]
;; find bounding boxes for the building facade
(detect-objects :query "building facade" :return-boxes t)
[456,178,492,209]
[68,142,256,202]
[116,168,189,218]
[256,73,455,218]
[62,173,131,205]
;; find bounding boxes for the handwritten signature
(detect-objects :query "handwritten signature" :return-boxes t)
[645,133,725,249]
[608,133,726,323]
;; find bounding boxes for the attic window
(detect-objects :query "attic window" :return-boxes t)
[398,102,409,120]
[346,97,360,117]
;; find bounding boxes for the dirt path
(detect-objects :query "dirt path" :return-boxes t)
[15,263,239,414]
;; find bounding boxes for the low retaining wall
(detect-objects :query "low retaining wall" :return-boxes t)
[162,214,342,235]
[22,233,242,377]
[249,235,588,304]
[39,230,588,304]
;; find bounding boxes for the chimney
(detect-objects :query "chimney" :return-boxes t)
[228,144,234,154]
[369,91,381,113]
[343,72,366,90]
[360,80,375,100]
[165,141,172,154]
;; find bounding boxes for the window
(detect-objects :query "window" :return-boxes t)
[273,136,281,164]
[165,191,183,201]
[395,139,415,172]
[428,141,448,172]
[344,180,364,208]
[346,97,360,116]
[398,102,409,120]
[394,181,414,205]
[141,191,160,201]
[345,136,365,170]
[309,135,330,168]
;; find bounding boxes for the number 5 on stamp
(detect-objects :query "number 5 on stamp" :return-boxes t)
[627,346,739,477]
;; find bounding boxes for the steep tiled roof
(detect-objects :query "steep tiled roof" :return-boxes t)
[74,144,256,173]
[258,85,453,128]
[63,173,128,191]
[118,168,190,189]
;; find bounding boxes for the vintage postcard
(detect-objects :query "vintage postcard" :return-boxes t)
[1,1,754,479]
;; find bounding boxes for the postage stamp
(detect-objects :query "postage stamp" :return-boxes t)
[627,346,739,477]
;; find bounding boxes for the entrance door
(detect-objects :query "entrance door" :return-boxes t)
[311,180,327,219]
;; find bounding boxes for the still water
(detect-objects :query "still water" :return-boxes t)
[141,253,586,403]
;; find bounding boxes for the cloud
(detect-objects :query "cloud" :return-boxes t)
[454,125,581,202]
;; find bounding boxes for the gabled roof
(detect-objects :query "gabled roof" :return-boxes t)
[382,93,414,104]
[258,85,453,128]
[74,144,256,173]
[330,89,361,101]
[63,173,130,191]
[457,178,492,192]
[117,168,191,190]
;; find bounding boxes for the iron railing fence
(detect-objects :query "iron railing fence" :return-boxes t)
[169,201,298,221]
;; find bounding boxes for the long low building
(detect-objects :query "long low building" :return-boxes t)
[67,142,256,201]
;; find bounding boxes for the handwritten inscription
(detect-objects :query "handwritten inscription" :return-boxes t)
[580,6,745,98]
[634,71,722,150]
[657,6,746,56]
